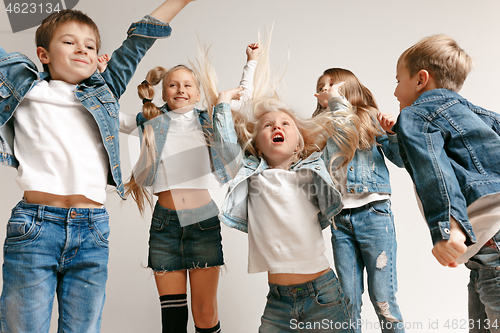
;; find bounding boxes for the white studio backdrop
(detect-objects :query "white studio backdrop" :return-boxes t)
[1,0,499,332]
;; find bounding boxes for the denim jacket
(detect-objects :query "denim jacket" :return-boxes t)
[396,89,500,245]
[0,16,171,199]
[135,102,240,186]
[220,151,343,233]
[329,98,404,195]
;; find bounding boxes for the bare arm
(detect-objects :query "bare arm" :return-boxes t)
[150,0,194,23]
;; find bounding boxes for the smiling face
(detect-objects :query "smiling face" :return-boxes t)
[37,21,98,84]
[163,68,201,111]
[255,110,301,169]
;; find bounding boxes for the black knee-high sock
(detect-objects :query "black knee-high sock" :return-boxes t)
[195,321,221,333]
[160,294,188,333]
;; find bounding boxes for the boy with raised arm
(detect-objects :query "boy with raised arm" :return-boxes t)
[0,0,194,331]
[393,34,500,330]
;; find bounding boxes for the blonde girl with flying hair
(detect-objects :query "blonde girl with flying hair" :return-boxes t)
[313,68,405,333]
[123,44,260,333]
[220,36,359,333]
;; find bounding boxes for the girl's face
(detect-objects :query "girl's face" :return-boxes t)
[316,74,335,108]
[163,68,200,110]
[256,111,300,169]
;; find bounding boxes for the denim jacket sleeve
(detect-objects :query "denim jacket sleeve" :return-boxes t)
[397,107,475,245]
[376,133,404,167]
[100,17,172,99]
[212,102,241,179]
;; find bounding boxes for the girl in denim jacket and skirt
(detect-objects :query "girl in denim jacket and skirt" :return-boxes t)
[220,39,359,333]
[313,68,405,333]
[122,44,259,333]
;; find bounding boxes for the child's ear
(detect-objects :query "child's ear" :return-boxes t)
[416,69,430,92]
[36,46,50,65]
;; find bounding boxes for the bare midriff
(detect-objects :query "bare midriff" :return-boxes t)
[268,268,330,286]
[157,188,212,210]
[24,191,102,208]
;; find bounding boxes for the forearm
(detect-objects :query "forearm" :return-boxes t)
[150,0,193,23]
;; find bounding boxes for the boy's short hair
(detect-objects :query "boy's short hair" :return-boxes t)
[35,9,101,72]
[398,34,473,92]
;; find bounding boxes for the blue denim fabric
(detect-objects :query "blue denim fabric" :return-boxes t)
[135,102,239,187]
[395,89,500,245]
[324,97,406,196]
[466,230,500,333]
[148,202,224,272]
[0,16,172,198]
[220,151,343,233]
[259,269,352,333]
[0,200,110,333]
[331,200,404,333]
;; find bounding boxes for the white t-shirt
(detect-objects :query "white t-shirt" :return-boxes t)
[152,108,220,193]
[13,80,109,204]
[247,168,330,274]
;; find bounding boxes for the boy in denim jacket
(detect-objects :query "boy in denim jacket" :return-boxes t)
[393,34,500,330]
[0,1,194,332]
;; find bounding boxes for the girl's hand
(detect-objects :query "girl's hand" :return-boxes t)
[314,81,345,108]
[217,86,244,105]
[246,43,260,61]
[378,112,397,134]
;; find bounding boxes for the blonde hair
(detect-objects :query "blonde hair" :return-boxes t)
[397,34,473,92]
[313,68,383,150]
[234,34,359,174]
[125,64,203,214]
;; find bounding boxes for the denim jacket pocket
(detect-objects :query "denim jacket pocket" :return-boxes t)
[5,210,42,245]
[0,83,11,99]
[95,89,119,118]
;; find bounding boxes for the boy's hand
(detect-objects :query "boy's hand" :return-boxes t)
[97,54,110,73]
[217,86,244,105]
[378,112,397,134]
[246,43,260,61]
[431,217,467,268]
[314,81,345,108]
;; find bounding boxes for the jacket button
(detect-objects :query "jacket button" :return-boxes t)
[315,166,321,170]
[4,105,10,112]
[443,228,450,235]
[350,189,355,193]
[349,166,354,171]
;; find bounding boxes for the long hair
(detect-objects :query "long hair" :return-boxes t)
[313,68,383,150]
[124,65,202,214]
[233,34,359,175]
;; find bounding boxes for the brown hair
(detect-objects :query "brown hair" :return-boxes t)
[313,68,383,150]
[397,34,473,92]
[35,9,101,72]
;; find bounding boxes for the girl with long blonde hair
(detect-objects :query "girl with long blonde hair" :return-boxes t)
[124,44,259,333]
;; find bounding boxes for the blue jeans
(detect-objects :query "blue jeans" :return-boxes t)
[0,200,110,333]
[260,269,353,333]
[331,200,404,333]
[466,229,500,333]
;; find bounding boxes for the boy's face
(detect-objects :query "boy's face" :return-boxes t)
[37,22,98,84]
[163,68,201,110]
[394,63,420,112]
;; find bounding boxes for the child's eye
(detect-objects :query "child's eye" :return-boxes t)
[283,122,290,126]
[264,124,271,128]
[86,46,95,50]
[64,41,73,45]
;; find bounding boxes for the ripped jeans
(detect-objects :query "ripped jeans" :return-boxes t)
[331,199,405,333]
